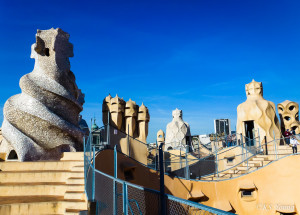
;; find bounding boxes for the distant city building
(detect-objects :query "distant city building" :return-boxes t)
[198,134,211,145]
[214,119,231,135]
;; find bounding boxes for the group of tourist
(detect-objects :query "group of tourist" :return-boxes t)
[221,129,300,154]
[284,129,299,154]
[222,134,237,148]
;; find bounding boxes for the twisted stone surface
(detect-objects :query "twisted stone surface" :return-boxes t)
[0,28,84,161]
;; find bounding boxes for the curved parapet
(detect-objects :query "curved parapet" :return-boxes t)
[95,148,300,215]
[0,28,84,161]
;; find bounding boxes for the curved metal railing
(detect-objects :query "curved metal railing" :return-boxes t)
[84,131,235,215]
[89,123,299,182]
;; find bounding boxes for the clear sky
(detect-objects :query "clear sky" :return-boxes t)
[1,1,300,142]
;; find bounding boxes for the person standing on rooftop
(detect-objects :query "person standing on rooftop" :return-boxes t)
[290,136,299,154]
[284,129,292,145]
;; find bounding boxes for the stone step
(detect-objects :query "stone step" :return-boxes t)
[278,145,293,149]
[0,161,83,171]
[0,183,85,196]
[228,169,236,174]
[252,157,268,161]
[71,165,84,172]
[242,163,257,167]
[268,150,292,154]
[200,176,213,180]
[67,177,85,185]
[0,171,84,183]
[247,166,258,172]
[0,200,87,215]
[255,155,269,158]
[0,202,64,215]
[263,160,272,165]
[231,174,242,177]
[64,191,86,200]
[215,173,232,178]
[236,166,248,171]
[66,209,87,215]
[0,196,65,214]
[61,152,84,161]
[64,200,87,210]
[248,160,263,166]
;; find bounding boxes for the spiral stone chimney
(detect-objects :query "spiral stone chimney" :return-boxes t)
[0,28,84,161]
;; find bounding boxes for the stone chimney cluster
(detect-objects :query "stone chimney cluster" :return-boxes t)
[102,94,150,143]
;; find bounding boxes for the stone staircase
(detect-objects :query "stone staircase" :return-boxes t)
[201,144,293,181]
[0,152,87,215]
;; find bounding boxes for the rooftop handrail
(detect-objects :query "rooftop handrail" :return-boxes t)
[195,133,300,180]
[89,123,299,181]
[162,133,298,180]
[90,123,254,162]
[84,136,235,214]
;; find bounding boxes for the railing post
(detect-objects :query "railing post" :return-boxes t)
[246,145,248,170]
[185,145,190,180]
[127,124,130,156]
[155,140,158,171]
[241,133,244,161]
[180,148,182,169]
[159,142,166,215]
[215,142,219,178]
[248,131,251,146]
[198,139,200,158]
[273,130,278,160]
[107,111,110,146]
[83,137,86,185]
[258,128,261,153]
[89,133,92,160]
[123,182,128,215]
[252,128,256,147]
[114,145,118,178]
[92,146,96,201]
[265,136,268,155]
[113,145,118,215]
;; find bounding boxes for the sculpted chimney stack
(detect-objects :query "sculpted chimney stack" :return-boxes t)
[0,28,84,161]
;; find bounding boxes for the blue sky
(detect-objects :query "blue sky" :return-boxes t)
[1,1,300,142]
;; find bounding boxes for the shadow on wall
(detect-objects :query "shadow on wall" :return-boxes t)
[166,156,215,179]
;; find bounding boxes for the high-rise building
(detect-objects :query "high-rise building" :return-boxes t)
[214,119,231,135]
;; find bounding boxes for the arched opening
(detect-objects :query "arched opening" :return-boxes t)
[289,105,295,111]
[44,48,50,56]
[7,150,18,160]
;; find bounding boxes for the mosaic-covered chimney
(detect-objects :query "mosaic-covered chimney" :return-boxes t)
[0,28,84,161]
